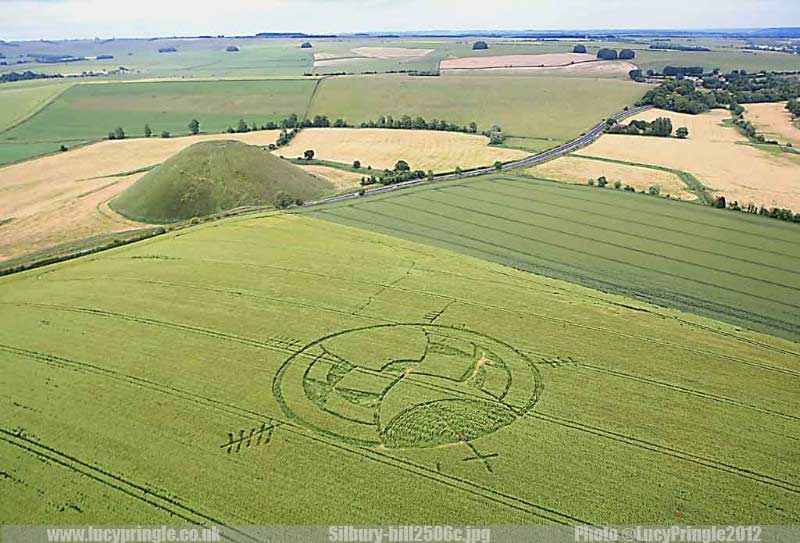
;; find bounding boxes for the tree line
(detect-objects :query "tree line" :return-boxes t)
[713,196,799,224]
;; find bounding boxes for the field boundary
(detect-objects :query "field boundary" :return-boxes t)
[571,153,714,205]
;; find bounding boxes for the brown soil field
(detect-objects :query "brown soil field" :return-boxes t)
[298,165,364,189]
[0,131,279,261]
[440,53,597,70]
[274,128,528,172]
[351,47,435,59]
[529,155,694,200]
[581,108,800,210]
[745,102,800,147]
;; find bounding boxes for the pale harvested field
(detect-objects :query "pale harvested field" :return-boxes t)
[440,53,596,70]
[298,165,364,189]
[581,108,800,210]
[530,155,694,199]
[274,128,528,172]
[454,60,638,79]
[0,131,279,261]
[351,47,434,59]
[745,102,800,147]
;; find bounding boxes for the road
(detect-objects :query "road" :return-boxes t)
[304,104,654,207]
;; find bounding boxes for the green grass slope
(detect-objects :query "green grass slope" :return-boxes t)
[111,140,332,222]
[302,172,800,342]
[0,214,797,524]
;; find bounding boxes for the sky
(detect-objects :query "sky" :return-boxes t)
[2,0,799,41]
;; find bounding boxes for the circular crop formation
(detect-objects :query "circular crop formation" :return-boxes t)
[272,324,543,448]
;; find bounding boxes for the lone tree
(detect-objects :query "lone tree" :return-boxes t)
[494,160,503,171]
[472,41,489,51]
[619,49,636,60]
[144,124,152,138]
[300,42,313,49]
[353,160,361,169]
[304,149,315,160]
[676,127,689,139]
[596,48,618,60]
[573,44,587,54]
[113,127,126,140]
[188,119,200,135]
[395,160,410,172]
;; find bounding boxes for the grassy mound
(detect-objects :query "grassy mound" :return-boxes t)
[111,140,331,223]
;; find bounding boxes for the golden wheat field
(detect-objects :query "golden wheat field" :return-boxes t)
[581,108,800,210]
[745,102,800,147]
[440,53,596,70]
[275,128,528,172]
[0,131,280,261]
[529,155,694,199]
[298,164,364,189]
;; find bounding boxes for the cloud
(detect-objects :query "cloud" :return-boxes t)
[1,0,799,40]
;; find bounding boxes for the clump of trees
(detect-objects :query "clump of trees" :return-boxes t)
[619,49,636,60]
[158,47,177,53]
[300,42,313,49]
[573,44,587,54]
[637,79,717,114]
[607,117,674,137]
[107,127,125,140]
[596,48,618,60]
[374,159,427,186]
[472,41,489,51]
[787,99,800,117]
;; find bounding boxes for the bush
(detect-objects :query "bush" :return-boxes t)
[648,185,661,196]
[613,180,622,189]
[60,144,68,152]
[300,42,313,49]
[273,191,294,209]
[161,131,171,138]
[353,160,361,169]
[597,48,618,60]
[113,127,125,140]
[676,127,689,139]
[225,46,239,52]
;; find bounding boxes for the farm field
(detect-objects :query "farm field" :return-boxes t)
[0,79,315,165]
[580,108,800,211]
[0,130,279,261]
[276,128,528,172]
[0,81,73,133]
[528,155,694,200]
[439,53,596,70]
[298,164,365,189]
[1,213,799,525]
[745,101,800,147]
[308,74,649,152]
[304,173,800,341]
[0,38,316,78]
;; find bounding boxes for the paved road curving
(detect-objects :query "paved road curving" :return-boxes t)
[305,104,654,207]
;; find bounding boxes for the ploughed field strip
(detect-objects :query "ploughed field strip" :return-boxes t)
[1,214,798,524]
[302,174,800,342]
